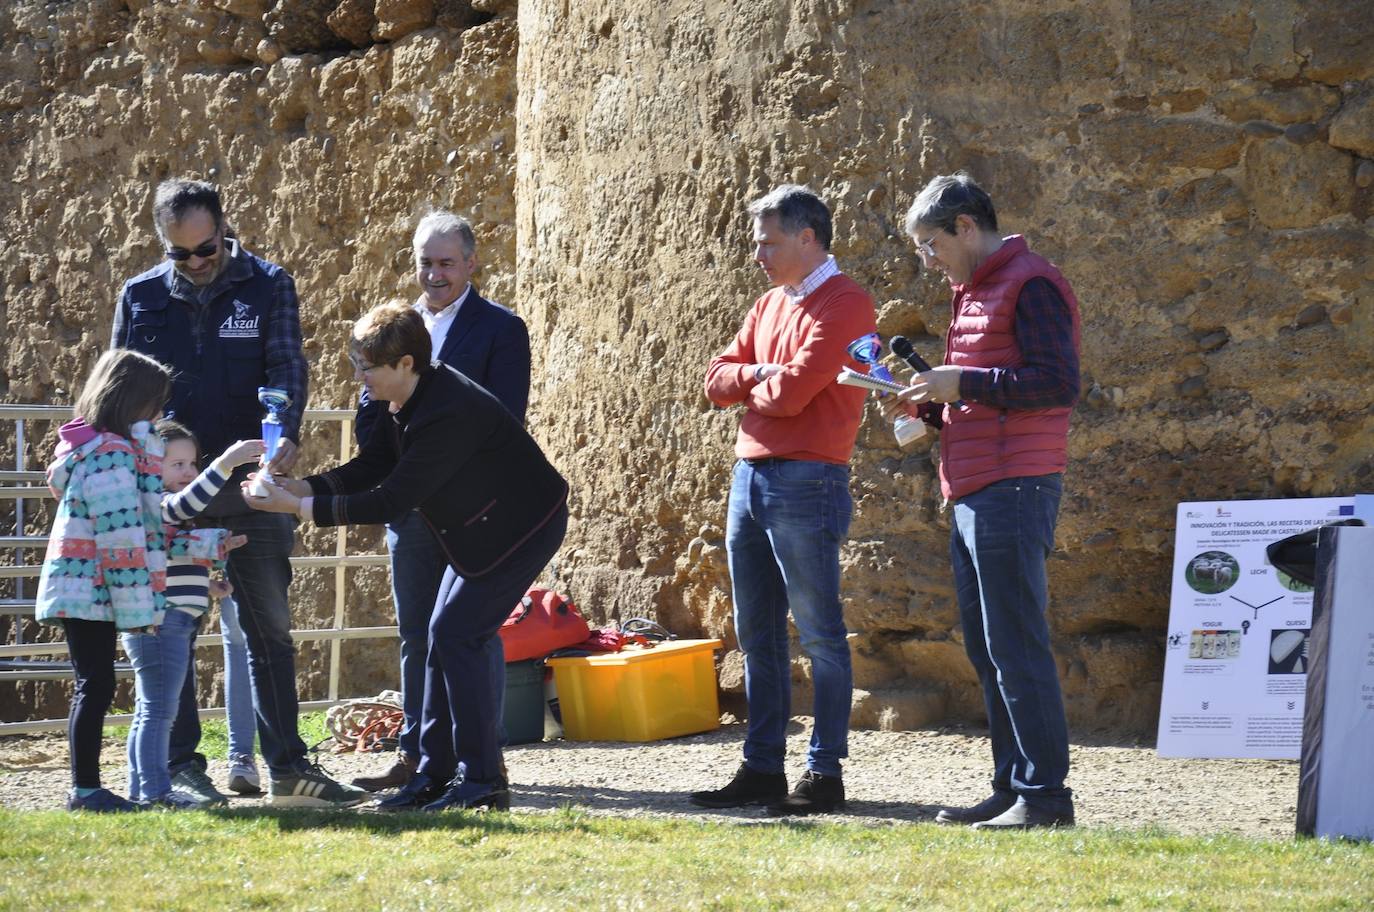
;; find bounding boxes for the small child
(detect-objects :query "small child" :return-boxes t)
[36,349,172,813]
[121,420,263,808]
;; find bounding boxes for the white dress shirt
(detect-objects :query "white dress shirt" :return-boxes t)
[415,284,472,358]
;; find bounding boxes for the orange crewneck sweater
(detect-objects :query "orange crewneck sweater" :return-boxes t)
[704,274,877,464]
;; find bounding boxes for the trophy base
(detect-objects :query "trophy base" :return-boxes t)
[247,473,275,499]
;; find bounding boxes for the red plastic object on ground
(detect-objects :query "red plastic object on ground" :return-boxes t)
[498,588,591,662]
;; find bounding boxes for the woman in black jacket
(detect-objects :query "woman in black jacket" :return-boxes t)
[245,301,568,811]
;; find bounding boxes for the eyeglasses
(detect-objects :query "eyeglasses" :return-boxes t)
[165,238,220,261]
[912,233,938,258]
[348,355,378,373]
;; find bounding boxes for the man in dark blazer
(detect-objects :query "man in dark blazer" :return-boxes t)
[352,211,532,792]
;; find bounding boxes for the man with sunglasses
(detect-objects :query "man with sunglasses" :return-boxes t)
[695,185,876,816]
[888,172,1081,829]
[112,179,365,809]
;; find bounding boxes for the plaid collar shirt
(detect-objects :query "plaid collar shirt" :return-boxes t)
[783,254,841,304]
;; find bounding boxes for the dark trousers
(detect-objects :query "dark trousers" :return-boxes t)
[61,618,117,789]
[418,506,567,784]
[384,509,451,759]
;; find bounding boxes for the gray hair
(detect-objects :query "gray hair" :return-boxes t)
[904,172,999,237]
[747,184,833,251]
[413,209,476,258]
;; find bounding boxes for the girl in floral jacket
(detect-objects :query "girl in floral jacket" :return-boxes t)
[36,349,172,813]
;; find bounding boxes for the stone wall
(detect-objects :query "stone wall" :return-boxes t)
[2,0,1370,734]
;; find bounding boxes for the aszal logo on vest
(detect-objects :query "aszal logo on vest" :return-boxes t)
[219,300,260,339]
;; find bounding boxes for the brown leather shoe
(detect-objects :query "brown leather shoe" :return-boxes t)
[351,753,418,792]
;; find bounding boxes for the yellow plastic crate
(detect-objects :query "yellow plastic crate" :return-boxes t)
[546,639,723,742]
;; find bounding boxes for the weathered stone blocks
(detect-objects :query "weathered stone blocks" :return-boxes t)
[1329,94,1374,159]
[1243,138,1355,229]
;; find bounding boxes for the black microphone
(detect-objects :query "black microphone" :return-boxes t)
[890,335,965,413]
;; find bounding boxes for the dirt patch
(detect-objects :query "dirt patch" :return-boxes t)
[0,720,1298,839]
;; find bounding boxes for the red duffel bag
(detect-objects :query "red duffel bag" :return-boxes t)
[498,588,590,662]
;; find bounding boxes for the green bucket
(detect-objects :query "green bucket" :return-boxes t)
[504,659,546,745]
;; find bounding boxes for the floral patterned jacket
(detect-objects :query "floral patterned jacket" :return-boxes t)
[35,420,167,630]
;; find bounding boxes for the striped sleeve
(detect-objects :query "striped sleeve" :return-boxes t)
[163,460,231,523]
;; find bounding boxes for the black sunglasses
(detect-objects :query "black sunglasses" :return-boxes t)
[165,238,220,261]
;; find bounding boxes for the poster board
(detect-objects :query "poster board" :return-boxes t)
[1157,496,1356,759]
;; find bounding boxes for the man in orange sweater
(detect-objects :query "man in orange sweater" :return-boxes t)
[693,185,877,816]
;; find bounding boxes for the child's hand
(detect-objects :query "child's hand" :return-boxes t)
[225,534,248,552]
[209,579,234,599]
[221,439,267,468]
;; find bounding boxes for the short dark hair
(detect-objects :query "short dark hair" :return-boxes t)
[75,349,172,436]
[351,302,431,373]
[905,172,998,236]
[153,179,224,237]
[155,418,199,455]
[747,184,833,251]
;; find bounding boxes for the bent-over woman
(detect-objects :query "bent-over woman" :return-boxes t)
[244,302,568,811]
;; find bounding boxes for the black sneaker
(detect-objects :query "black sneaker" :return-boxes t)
[689,763,788,809]
[144,790,204,811]
[171,766,230,808]
[66,788,139,813]
[269,762,368,808]
[765,770,845,816]
[935,791,1017,825]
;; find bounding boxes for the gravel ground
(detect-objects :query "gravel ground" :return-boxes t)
[0,720,1299,840]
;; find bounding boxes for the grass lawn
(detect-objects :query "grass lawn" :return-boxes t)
[1,805,1372,911]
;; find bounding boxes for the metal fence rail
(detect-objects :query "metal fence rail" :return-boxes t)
[0,404,399,735]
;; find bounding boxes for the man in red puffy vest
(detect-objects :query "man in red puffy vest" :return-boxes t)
[889,172,1081,829]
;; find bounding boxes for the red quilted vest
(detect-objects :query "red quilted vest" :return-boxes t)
[938,236,1081,500]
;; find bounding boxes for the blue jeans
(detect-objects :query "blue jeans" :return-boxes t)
[386,510,452,759]
[219,596,257,759]
[124,610,199,801]
[726,459,853,779]
[419,506,567,785]
[951,473,1072,812]
[170,511,306,778]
